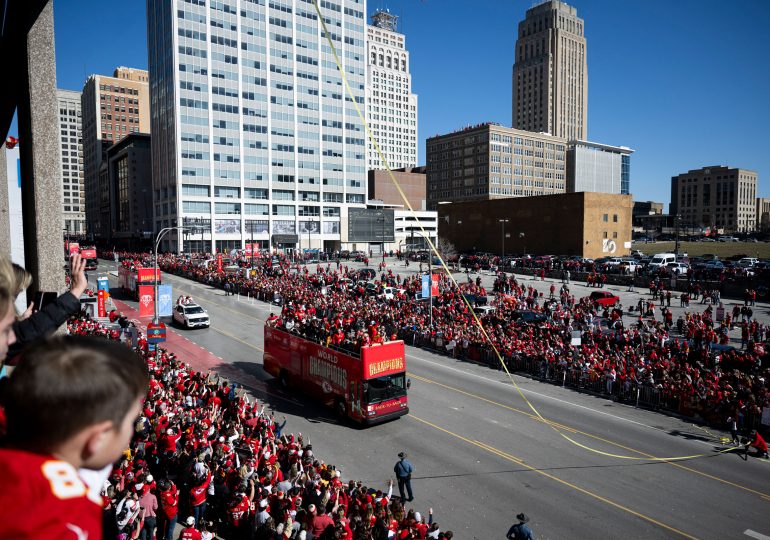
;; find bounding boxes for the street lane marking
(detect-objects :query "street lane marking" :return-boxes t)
[408,372,770,501]
[745,530,770,540]
[144,267,764,496]
[409,414,698,540]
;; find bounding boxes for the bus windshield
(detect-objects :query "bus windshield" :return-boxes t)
[364,373,406,404]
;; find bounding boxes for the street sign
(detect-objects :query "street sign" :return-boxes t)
[147,322,167,344]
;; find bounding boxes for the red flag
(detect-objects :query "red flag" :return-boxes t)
[217,253,223,273]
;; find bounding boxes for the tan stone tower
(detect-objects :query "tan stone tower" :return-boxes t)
[512,0,587,141]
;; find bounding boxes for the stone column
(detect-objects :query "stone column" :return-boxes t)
[0,148,10,255]
[17,1,65,293]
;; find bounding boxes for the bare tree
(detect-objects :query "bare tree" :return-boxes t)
[436,237,457,265]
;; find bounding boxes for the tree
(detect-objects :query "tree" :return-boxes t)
[436,237,457,265]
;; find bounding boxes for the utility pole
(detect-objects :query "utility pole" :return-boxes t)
[499,219,509,260]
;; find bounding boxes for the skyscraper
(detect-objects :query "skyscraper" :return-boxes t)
[57,89,85,236]
[81,67,149,239]
[366,10,418,171]
[512,0,587,141]
[147,0,368,254]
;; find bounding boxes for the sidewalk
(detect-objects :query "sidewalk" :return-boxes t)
[110,297,269,392]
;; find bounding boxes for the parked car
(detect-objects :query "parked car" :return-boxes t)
[473,305,496,317]
[589,291,620,307]
[648,253,676,270]
[738,257,759,268]
[511,310,547,325]
[704,260,725,271]
[173,303,210,328]
[718,236,739,242]
[666,262,689,275]
[378,287,405,301]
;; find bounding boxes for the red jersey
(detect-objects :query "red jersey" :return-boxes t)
[180,526,202,540]
[227,494,252,527]
[0,448,102,539]
[159,484,180,518]
[190,471,212,506]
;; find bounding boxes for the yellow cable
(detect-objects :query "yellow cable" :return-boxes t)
[311,0,740,464]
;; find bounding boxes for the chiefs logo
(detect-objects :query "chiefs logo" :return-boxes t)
[140,294,153,307]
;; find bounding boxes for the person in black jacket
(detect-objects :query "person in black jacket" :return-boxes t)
[2,253,88,363]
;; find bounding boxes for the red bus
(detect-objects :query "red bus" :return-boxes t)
[118,266,161,299]
[263,325,409,425]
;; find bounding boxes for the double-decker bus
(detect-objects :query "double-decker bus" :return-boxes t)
[118,266,161,300]
[263,325,408,425]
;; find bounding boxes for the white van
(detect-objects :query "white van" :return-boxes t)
[648,253,676,270]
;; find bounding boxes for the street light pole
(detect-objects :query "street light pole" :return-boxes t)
[250,224,255,269]
[380,214,386,265]
[499,219,509,260]
[154,226,188,325]
[674,214,681,256]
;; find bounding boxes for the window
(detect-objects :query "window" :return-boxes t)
[244,188,268,199]
[603,231,608,239]
[182,201,211,213]
[273,190,295,201]
[602,214,608,222]
[244,204,269,215]
[612,214,618,223]
[215,202,241,214]
[182,184,210,197]
[272,205,295,216]
[214,186,240,198]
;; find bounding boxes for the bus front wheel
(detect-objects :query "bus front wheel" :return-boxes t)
[335,399,348,418]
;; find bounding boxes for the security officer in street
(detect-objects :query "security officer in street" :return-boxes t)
[393,451,414,502]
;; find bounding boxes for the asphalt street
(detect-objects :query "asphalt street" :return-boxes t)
[95,259,770,540]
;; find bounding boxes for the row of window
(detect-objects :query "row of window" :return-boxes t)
[182,201,348,216]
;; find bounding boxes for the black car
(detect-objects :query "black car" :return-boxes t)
[358,268,377,280]
[511,311,547,325]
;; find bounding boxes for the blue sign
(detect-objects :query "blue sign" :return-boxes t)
[158,284,173,317]
[97,276,109,292]
[421,274,429,299]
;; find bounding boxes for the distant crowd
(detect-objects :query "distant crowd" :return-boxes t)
[108,250,770,433]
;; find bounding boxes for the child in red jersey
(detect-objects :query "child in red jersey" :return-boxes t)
[0,335,148,539]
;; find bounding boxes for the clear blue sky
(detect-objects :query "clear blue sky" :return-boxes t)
[48,0,770,209]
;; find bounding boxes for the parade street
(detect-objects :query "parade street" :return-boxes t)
[96,259,770,540]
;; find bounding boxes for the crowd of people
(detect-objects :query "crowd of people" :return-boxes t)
[109,250,770,433]
[0,252,456,539]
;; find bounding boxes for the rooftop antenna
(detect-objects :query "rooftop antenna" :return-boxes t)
[371,9,398,32]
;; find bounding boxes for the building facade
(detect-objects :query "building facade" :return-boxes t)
[365,10,418,171]
[368,166,425,210]
[3,144,27,311]
[756,197,770,232]
[426,123,567,209]
[512,0,587,141]
[106,133,153,247]
[670,166,758,233]
[566,140,633,195]
[56,90,85,236]
[81,67,150,239]
[437,192,632,259]
[147,0,368,254]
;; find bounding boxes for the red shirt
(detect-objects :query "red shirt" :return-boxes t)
[180,526,202,540]
[159,485,179,518]
[0,448,102,539]
[227,494,251,527]
[190,471,212,506]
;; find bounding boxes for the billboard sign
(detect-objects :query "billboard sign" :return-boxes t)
[347,208,395,242]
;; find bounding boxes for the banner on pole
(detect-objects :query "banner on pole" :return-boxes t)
[158,285,173,317]
[97,290,106,317]
[138,285,154,318]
